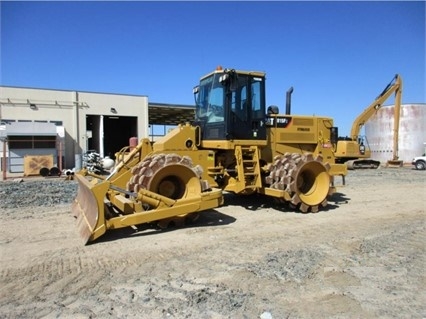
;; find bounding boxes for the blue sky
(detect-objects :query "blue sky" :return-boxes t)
[1,1,425,135]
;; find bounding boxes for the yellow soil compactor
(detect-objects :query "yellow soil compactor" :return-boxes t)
[72,67,347,244]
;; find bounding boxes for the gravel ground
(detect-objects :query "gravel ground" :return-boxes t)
[0,179,78,209]
[0,167,425,319]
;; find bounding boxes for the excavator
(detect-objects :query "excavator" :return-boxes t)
[72,66,348,244]
[334,74,403,169]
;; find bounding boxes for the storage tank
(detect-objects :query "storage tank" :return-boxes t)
[365,103,426,164]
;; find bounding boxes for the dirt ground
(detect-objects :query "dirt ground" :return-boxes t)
[0,167,425,319]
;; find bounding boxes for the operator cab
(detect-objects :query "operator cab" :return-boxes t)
[193,67,266,141]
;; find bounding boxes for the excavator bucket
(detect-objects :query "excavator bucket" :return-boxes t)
[386,159,403,168]
[71,174,110,245]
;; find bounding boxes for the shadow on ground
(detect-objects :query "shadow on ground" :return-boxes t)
[91,191,350,244]
[92,209,236,244]
[220,192,350,213]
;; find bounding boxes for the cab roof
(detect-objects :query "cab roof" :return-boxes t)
[200,67,266,81]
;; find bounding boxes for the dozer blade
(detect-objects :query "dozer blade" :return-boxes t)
[71,174,110,245]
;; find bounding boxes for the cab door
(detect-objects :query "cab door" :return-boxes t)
[228,76,266,140]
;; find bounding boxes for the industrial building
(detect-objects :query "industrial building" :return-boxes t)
[0,86,194,176]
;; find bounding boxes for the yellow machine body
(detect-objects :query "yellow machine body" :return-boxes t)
[72,67,347,244]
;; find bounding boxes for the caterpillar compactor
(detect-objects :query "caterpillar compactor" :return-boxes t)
[72,67,347,244]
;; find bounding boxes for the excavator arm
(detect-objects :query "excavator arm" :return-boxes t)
[390,78,403,162]
[350,74,402,140]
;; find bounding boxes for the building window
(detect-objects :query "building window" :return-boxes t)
[1,119,15,124]
[8,135,56,149]
[8,136,32,149]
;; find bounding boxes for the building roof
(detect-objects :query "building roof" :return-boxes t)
[148,102,195,125]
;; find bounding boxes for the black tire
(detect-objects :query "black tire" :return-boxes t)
[49,167,61,176]
[39,167,49,177]
[415,161,426,170]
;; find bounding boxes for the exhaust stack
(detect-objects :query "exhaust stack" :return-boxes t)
[286,86,294,115]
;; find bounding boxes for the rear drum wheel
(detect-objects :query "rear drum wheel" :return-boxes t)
[265,153,332,213]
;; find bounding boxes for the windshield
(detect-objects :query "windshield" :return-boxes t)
[194,73,225,123]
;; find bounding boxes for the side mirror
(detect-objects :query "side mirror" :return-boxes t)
[219,74,229,84]
[221,69,238,91]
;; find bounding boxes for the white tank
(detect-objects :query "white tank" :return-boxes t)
[365,103,426,164]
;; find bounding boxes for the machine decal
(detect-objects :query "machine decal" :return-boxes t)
[265,116,292,128]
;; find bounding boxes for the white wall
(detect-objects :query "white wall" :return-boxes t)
[0,86,149,170]
[78,91,149,140]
